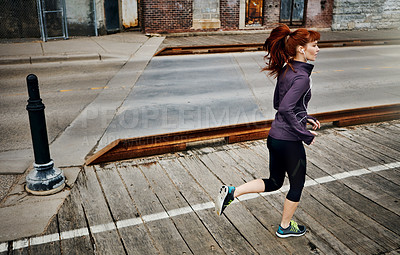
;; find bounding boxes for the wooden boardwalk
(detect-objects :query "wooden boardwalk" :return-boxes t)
[5,120,400,254]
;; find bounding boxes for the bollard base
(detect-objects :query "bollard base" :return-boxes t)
[26,182,66,196]
[25,160,66,196]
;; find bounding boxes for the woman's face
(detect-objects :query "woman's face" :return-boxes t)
[304,41,320,61]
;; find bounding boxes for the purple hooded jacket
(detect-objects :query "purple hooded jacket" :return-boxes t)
[268,61,317,145]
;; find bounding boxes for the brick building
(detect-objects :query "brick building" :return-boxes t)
[140,0,335,34]
[1,0,399,39]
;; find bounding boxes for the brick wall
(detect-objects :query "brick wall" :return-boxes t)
[262,0,332,29]
[220,0,240,29]
[140,0,193,33]
[305,0,333,28]
[263,0,281,28]
[140,0,336,34]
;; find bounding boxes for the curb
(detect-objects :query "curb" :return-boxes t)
[0,53,126,65]
[148,27,333,38]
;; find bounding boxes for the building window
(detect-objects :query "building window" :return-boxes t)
[246,0,264,26]
[280,0,307,26]
[193,0,221,29]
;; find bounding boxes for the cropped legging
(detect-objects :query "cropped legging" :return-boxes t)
[263,136,306,202]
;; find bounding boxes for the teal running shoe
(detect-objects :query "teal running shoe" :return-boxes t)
[215,185,235,216]
[276,220,306,238]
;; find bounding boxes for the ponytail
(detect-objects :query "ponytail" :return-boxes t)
[263,24,321,77]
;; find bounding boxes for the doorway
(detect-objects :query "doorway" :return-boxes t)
[280,0,307,26]
[104,0,120,32]
[246,0,264,26]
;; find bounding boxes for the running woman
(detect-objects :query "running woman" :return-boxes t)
[215,24,321,238]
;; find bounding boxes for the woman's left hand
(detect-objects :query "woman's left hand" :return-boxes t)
[308,119,321,130]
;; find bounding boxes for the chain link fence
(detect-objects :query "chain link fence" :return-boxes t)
[0,0,98,40]
[0,0,41,39]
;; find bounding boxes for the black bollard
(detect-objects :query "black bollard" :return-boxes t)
[25,74,65,195]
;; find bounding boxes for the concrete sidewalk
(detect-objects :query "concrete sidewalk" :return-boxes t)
[0,32,150,65]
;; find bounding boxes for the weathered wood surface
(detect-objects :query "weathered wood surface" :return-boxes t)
[7,120,400,254]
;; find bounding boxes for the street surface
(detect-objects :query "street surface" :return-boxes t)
[1,45,400,155]
[0,58,126,152]
[98,45,400,151]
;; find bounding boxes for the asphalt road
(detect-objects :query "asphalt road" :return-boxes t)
[0,58,126,153]
[234,45,400,118]
[1,45,400,156]
[98,44,400,147]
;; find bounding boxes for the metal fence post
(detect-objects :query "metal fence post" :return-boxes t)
[25,74,65,195]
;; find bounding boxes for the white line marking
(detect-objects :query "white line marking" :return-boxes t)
[168,206,193,217]
[315,175,335,184]
[116,218,142,229]
[191,201,214,211]
[90,223,116,234]
[60,228,89,240]
[0,242,8,253]
[368,165,388,172]
[4,161,399,251]
[12,239,29,250]
[30,233,60,246]
[386,162,400,168]
[332,171,352,180]
[142,211,169,222]
[349,168,370,176]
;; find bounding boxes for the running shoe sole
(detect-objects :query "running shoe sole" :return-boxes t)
[215,186,229,216]
[276,230,306,238]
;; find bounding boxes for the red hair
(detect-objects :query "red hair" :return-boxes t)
[263,24,320,77]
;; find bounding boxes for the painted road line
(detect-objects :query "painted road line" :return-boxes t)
[2,161,398,252]
[30,233,60,246]
[60,228,89,240]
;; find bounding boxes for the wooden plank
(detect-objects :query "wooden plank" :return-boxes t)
[305,130,400,216]
[196,150,324,255]
[333,112,400,127]
[29,216,61,255]
[211,147,255,182]
[354,126,400,152]
[307,140,361,173]
[320,131,380,167]
[94,165,158,255]
[297,187,387,254]
[211,146,361,255]
[329,128,395,164]
[216,146,259,179]
[57,187,94,255]
[323,180,400,236]
[356,171,400,199]
[363,125,400,151]
[376,168,400,186]
[336,128,400,162]
[76,167,126,254]
[139,160,225,255]
[117,162,192,255]
[340,176,400,216]
[265,191,358,255]
[306,184,398,251]
[221,144,269,178]
[384,121,400,134]
[176,153,259,254]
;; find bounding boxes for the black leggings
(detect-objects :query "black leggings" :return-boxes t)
[263,136,306,202]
